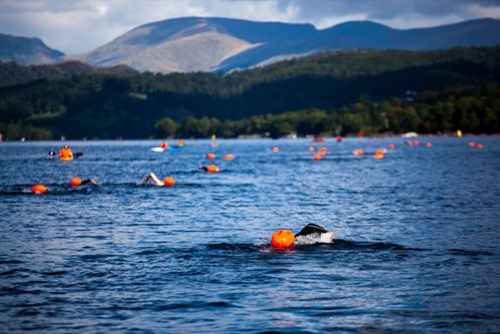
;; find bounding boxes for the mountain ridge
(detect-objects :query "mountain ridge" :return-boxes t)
[2,17,500,72]
[0,34,64,65]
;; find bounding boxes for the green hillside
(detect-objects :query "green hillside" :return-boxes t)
[0,47,499,140]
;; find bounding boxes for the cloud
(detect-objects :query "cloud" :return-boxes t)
[0,0,498,54]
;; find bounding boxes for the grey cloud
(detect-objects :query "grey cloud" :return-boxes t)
[279,0,500,23]
[1,0,498,54]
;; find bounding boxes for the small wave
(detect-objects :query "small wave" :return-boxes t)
[207,243,261,252]
[327,239,424,252]
[206,240,423,253]
[448,249,494,256]
[40,270,68,276]
[0,259,23,265]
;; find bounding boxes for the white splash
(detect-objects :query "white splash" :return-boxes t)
[294,232,334,245]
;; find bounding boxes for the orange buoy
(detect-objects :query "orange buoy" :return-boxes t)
[406,140,414,146]
[70,177,82,187]
[272,147,279,153]
[469,141,475,147]
[32,184,47,194]
[319,147,327,155]
[373,150,385,159]
[224,154,234,161]
[59,146,73,161]
[160,142,168,149]
[413,140,420,146]
[388,143,395,150]
[178,139,185,147]
[206,153,216,160]
[308,146,315,152]
[313,153,322,160]
[163,177,175,186]
[210,142,217,148]
[353,149,364,156]
[337,136,343,143]
[426,142,432,148]
[206,165,220,173]
[477,143,483,149]
[271,229,295,249]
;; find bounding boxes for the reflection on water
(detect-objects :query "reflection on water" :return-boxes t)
[0,137,499,332]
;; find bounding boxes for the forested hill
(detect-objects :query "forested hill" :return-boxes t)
[0,46,499,140]
[0,61,138,87]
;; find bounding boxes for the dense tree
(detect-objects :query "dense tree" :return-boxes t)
[0,47,499,140]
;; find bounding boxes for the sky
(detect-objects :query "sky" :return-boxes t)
[1,0,499,55]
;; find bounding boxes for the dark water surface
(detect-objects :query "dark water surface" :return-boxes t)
[1,137,499,333]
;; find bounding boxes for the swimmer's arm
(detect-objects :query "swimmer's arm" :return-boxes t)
[141,173,163,186]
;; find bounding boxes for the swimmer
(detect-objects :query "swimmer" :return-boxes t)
[83,179,97,185]
[59,145,73,161]
[295,223,334,244]
[270,223,334,249]
[51,146,83,160]
[199,165,220,173]
[141,172,175,186]
[70,177,97,187]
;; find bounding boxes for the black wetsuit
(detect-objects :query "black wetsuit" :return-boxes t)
[295,223,328,237]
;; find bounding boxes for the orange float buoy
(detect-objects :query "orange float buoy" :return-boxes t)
[353,149,364,156]
[337,136,342,143]
[70,177,82,187]
[313,153,322,160]
[406,140,414,146]
[206,165,220,173]
[413,140,420,146]
[308,146,314,152]
[469,141,475,147]
[319,147,327,155]
[373,150,385,159]
[163,177,175,186]
[32,184,47,194]
[272,147,279,153]
[206,153,216,160]
[477,143,483,149]
[426,142,432,148]
[59,146,74,161]
[224,154,234,161]
[271,229,295,249]
[160,142,168,149]
[388,144,395,150]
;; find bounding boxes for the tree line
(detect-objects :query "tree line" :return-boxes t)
[0,46,499,140]
[154,84,500,138]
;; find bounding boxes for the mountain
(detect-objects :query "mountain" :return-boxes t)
[72,17,500,73]
[0,34,64,65]
[3,17,500,72]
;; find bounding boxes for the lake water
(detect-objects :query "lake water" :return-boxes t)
[0,137,499,333]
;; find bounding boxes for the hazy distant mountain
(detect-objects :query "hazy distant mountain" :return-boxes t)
[4,17,500,72]
[73,17,500,73]
[0,34,64,65]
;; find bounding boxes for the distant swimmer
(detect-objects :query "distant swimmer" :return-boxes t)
[70,177,97,187]
[141,172,175,186]
[59,145,74,161]
[50,146,83,160]
[199,165,220,173]
[271,223,334,249]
